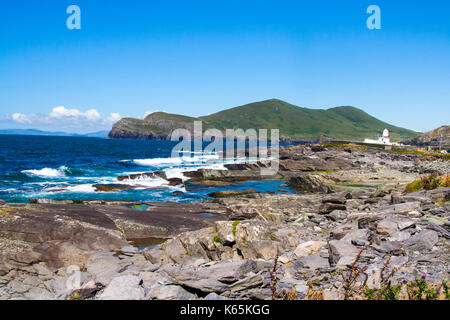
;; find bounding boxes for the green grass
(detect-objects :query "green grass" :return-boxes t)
[112,99,420,141]
[232,220,240,236]
[213,235,222,244]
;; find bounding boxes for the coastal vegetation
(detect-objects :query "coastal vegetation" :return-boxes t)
[405,174,450,193]
[109,99,419,141]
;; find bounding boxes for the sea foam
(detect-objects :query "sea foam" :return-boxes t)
[22,166,68,178]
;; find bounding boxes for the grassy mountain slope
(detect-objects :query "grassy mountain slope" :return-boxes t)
[109,99,419,141]
[199,99,418,141]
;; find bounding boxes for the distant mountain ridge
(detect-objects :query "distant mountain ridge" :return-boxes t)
[0,129,109,138]
[109,99,420,141]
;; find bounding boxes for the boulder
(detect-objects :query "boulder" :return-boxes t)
[388,231,411,242]
[328,240,359,265]
[329,224,357,240]
[341,229,371,244]
[229,273,264,293]
[322,192,351,204]
[167,178,183,186]
[287,174,334,193]
[299,253,329,270]
[94,184,135,192]
[196,260,257,283]
[294,241,327,257]
[86,252,123,285]
[319,203,346,215]
[148,284,196,300]
[404,230,439,252]
[207,189,260,198]
[376,219,399,235]
[98,275,145,300]
[162,265,230,293]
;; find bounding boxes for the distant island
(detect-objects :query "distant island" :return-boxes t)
[109,99,420,142]
[0,129,110,138]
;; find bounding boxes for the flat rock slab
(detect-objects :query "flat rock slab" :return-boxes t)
[0,201,226,270]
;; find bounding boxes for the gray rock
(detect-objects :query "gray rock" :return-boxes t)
[294,241,327,257]
[24,287,54,300]
[327,210,348,221]
[230,273,264,293]
[142,246,163,264]
[392,195,431,204]
[204,292,230,300]
[328,240,359,265]
[86,252,122,285]
[148,284,196,300]
[329,224,357,240]
[388,231,411,242]
[319,203,346,215]
[162,265,229,293]
[377,219,399,235]
[197,260,257,283]
[341,229,371,244]
[404,230,439,252]
[299,253,329,270]
[379,201,421,215]
[98,275,145,300]
[121,246,139,255]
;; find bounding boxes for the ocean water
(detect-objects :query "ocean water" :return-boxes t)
[0,135,293,203]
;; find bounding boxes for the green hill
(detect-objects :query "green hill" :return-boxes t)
[109,99,419,141]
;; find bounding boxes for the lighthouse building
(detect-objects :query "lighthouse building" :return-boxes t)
[364,129,401,146]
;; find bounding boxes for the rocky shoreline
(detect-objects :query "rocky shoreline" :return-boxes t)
[0,144,449,300]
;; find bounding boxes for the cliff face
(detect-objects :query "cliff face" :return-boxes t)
[108,99,420,141]
[403,126,449,147]
[108,113,198,140]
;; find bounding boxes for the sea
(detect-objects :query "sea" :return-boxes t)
[0,134,294,203]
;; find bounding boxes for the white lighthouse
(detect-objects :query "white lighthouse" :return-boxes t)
[364,128,400,146]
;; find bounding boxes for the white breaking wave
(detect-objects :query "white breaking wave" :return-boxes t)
[22,166,68,178]
[132,154,219,167]
[65,184,96,193]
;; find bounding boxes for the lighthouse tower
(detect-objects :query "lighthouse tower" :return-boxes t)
[381,129,391,144]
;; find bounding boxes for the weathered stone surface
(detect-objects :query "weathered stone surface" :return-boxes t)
[207,189,260,198]
[329,224,357,240]
[319,203,347,215]
[287,174,334,193]
[388,231,411,242]
[98,275,145,300]
[299,253,329,270]
[341,229,371,244]
[230,273,264,293]
[403,230,439,252]
[148,284,196,300]
[196,260,257,283]
[86,252,122,285]
[376,219,399,235]
[328,240,359,265]
[294,241,327,257]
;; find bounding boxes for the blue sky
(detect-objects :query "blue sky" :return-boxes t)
[0,0,449,133]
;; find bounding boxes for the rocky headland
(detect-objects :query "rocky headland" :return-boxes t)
[0,144,449,300]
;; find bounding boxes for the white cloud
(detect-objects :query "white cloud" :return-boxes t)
[12,113,33,124]
[7,106,122,132]
[104,112,122,124]
[49,106,101,121]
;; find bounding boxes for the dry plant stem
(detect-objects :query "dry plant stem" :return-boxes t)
[270,247,280,300]
[341,240,373,300]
